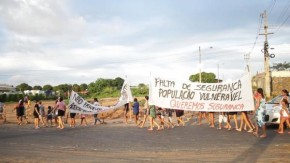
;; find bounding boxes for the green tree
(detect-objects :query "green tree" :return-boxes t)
[16,83,32,91]
[80,83,88,91]
[271,61,290,71]
[43,84,53,91]
[33,85,42,90]
[87,77,125,97]
[189,72,216,83]
[88,78,108,94]
[113,77,124,90]
[53,84,71,97]
[138,83,146,88]
[72,84,81,92]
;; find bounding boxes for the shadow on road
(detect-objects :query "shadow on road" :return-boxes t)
[231,126,277,162]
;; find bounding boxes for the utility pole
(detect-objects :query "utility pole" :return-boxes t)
[244,53,250,73]
[259,10,273,99]
[199,46,201,83]
[217,64,219,83]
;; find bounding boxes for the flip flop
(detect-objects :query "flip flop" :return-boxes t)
[260,135,267,138]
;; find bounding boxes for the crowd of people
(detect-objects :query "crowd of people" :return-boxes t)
[1,88,289,138]
[1,96,104,129]
[126,88,290,138]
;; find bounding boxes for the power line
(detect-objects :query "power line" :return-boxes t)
[267,0,276,16]
[269,0,290,39]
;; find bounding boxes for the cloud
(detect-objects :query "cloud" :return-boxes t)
[0,0,290,87]
[0,0,85,37]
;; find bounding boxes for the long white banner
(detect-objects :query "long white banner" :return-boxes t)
[68,79,133,114]
[149,74,254,112]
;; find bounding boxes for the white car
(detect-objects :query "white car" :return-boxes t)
[265,95,290,124]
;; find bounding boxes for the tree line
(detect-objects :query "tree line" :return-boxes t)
[1,77,149,102]
[1,71,231,102]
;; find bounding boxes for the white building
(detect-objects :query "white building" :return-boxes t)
[24,90,45,95]
[0,84,16,93]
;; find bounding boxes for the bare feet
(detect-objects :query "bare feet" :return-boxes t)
[260,134,267,138]
[253,132,259,137]
[277,131,283,134]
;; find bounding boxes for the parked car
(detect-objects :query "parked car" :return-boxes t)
[265,95,290,124]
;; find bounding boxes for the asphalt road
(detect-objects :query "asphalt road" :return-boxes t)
[0,120,289,163]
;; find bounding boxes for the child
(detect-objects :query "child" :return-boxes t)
[132,98,139,124]
[156,107,163,129]
[166,109,175,128]
[80,114,87,126]
[47,106,53,127]
[218,112,229,130]
[277,99,290,134]
[39,101,46,127]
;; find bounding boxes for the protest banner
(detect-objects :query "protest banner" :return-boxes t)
[112,79,133,109]
[68,79,133,114]
[149,73,254,112]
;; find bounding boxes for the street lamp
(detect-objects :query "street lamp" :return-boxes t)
[198,46,213,83]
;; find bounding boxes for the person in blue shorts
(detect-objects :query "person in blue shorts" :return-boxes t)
[132,98,139,124]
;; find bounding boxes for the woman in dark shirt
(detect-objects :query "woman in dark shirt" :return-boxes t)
[33,100,40,129]
[16,100,25,125]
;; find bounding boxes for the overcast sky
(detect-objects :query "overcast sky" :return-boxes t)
[0,0,289,86]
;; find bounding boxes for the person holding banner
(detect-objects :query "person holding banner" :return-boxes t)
[80,113,87,126]
[208,112,215,128]
[166,109,175,128]
[218,112,229,130]
[124,103,129,124]
[69,110,76,128]
[56,97,66,129]
[253,88,267,138]
[93,98,102,125]
[175,109,185,126]
[236,111,255,132]
[198,112,209,125]
[227,112,238,130]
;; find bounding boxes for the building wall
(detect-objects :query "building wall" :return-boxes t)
[271,77,290,96]
[252,71,290,97]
